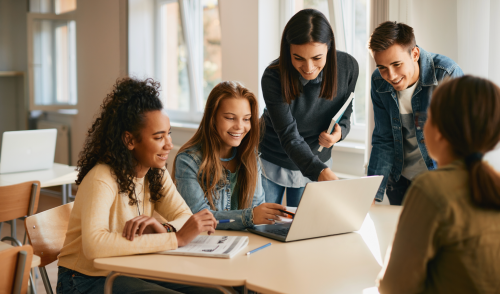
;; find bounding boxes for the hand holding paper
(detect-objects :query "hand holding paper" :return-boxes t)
[318,92,355,152]
[319,124,342,149]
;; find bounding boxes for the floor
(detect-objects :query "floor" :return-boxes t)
[1,188,68,294]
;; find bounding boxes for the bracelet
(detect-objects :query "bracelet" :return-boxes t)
[162,223,176,233]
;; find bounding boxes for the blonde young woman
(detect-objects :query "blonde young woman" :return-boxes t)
[173,81,286,230]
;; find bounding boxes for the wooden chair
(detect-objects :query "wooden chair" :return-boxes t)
[0,245,34,294]
[0,181,41,245]
[25,202,74,294]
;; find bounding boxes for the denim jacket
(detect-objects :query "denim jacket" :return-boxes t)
[368,46,463,202]
[174,144,265,230]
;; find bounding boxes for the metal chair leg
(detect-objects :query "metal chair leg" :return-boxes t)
[29,270,37,294]
[10,219,17,245]
[1,236,22,247]
[39,266,53,294]
[13,250,28,294]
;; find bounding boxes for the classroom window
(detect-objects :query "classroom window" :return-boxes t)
[27,1,77,110]
[128,0,222,123]
[294,0,368,127]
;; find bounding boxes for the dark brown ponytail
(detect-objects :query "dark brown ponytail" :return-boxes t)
[430,76,500,209]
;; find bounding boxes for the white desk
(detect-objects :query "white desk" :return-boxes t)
[94,206,402,294]
[0,163,77,243]
[0,163,77,204]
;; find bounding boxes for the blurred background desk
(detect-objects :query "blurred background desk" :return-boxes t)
[0,163,77,204]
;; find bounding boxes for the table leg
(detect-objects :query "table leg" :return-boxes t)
[62,184,68,204]
[67,184,74,201]
[104,271,121,294]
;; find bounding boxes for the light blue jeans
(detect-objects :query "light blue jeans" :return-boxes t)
[56,266,224,294]
[261,175,305,207]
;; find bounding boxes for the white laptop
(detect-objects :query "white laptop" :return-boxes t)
[0,129,57,174]
[248,176,383,242]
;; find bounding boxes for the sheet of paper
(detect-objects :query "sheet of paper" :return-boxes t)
[158,235,248,258]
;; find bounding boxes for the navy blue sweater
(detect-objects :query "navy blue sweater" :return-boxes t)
[260,51,359,181]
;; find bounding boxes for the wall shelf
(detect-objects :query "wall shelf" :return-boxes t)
[0,71,24,77]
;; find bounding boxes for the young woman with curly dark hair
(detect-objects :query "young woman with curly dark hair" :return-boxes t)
[57,77,219,294]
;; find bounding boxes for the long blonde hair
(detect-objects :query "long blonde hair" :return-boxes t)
[172,81,261,210]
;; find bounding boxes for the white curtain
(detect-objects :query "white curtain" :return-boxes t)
[179,0,203,110]
[363,0,389,174]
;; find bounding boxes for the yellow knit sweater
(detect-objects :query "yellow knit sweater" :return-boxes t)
[57,163,192,276]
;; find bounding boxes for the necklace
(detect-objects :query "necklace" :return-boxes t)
[220,147,237,170]
[135,182,145,216]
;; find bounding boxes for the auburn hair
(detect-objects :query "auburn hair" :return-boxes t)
[172,81,261,210]
[368,21,416,54]
[430,75,500,209]
[271,8,337,104]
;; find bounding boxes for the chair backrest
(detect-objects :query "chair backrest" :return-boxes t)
[24,202,74,267]
[0,181,40,222]
[0,244,34,294]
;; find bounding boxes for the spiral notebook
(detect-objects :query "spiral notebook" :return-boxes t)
[158,235,249,259]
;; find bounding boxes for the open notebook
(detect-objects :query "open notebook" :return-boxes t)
[158,235,249,259]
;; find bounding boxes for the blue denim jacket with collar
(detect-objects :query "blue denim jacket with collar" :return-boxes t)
[174,144,265,230]
[368,46,463,202]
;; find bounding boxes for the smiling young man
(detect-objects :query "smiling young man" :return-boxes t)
[367,21,463,205]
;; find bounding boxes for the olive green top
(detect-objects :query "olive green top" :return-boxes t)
[378,160,500,294]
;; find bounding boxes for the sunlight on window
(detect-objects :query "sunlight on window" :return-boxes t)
[296,0,330,22]
[32,19,77,106]
[55,0,76,14]
[160,2,190,112]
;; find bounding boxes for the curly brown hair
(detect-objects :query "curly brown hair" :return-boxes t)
[76,77,166,206]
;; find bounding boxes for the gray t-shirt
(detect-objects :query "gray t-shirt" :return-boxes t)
[397,80,428,180]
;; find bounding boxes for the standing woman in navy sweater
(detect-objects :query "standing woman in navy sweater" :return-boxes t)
[260,9,359,206]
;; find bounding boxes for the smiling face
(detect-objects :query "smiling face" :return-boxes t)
[290,42,328,80]
[125,110,173,178]
[215,97,252,157]
[373,44,420,91]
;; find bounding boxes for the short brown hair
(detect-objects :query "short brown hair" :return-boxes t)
[369,21,416,54]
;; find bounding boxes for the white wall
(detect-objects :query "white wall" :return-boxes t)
[72,0,127,164]
[407,0,458,62]
[0,0,29,147]
[219,0,260,96]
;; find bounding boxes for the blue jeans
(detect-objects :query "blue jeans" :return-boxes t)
[386,175,412,206]
[56,266,223,294]
[261,175,305,207]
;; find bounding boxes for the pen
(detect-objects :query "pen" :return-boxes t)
[278,209,295,218]
[246,243,272,255]
[216,219,235,224]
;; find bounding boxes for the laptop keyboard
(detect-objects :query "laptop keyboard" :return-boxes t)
[267,228,289,236]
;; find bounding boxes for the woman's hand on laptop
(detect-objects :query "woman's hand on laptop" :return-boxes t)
[175,209,216,247]
[253,203,287,225]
